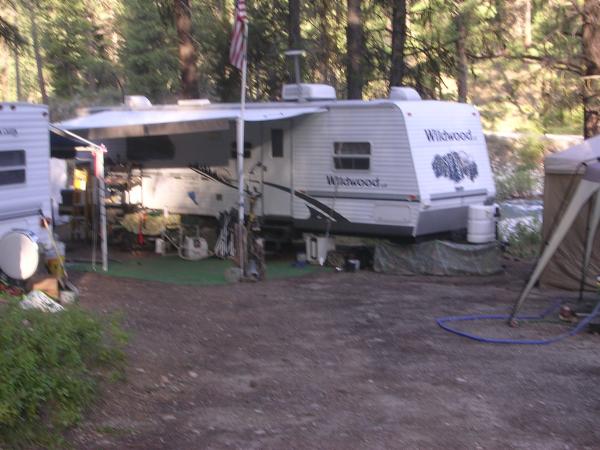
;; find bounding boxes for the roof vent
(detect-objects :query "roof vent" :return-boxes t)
[177,99,211,106]
[389,87,421,101]
[282,84,336,101]
[125,95,152,109]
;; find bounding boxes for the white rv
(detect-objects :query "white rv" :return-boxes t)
[0,103,51,242]
[57,86,496,238]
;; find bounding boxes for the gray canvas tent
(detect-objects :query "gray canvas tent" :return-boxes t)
[540,135,600,291]
[511,160,600,319]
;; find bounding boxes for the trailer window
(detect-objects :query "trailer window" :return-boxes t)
[126,135,175,161]
[230,141,252,159]
[0,150,26,186]
[271,129,284,158]
[333,142,370,170]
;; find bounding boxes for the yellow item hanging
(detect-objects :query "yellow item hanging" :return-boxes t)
[73,168,88,191]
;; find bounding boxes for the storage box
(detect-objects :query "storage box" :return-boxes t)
[304,234,335,265]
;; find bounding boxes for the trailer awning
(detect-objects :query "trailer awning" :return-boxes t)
[50,126,99,158]
[55,106,325,140]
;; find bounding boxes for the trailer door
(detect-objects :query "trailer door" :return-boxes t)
[261,121,292,218]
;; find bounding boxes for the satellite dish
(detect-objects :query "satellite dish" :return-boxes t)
[0,230,40,280]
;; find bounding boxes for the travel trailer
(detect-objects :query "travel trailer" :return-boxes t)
[57,86,496,238]
[0,103,51,242]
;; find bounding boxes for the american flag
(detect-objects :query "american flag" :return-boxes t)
[229,0,247,70]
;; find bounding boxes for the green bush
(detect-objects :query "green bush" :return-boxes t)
[495,168,540,200]
[516,134,546,170]
[506,218,543,260]
[0,303,126,448]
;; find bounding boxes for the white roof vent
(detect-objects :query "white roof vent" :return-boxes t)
[282,84,336,101]
[125,95,152,109]
[389,87,421,101]
[177,99,211,106]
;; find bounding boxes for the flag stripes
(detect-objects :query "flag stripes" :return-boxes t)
[229,0,247,70]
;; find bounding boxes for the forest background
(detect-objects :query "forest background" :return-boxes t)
[0,0,599,201]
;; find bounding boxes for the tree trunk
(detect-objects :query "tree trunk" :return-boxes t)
[455,10,468,103]
[390,0,407,87]
[583,0,600,138]
[346,0,363,99]
[14,48,21,101]
[523,0,531,47]
[174,0,199,99]
[28,2,47,103]
[288,0,301,49]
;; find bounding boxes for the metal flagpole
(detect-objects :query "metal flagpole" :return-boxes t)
[97,145,108,272]
[236,24,249,275]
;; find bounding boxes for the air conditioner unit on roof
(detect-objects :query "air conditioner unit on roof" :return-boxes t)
[389,87,421,101]
[282,84,336,101]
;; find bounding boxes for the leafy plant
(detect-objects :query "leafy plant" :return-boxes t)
[504,217,542,260]
[0,303,127,448]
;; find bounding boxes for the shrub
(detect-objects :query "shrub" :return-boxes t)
[0,303,126,448]
[495,168,541,200]
[504,217,543,260]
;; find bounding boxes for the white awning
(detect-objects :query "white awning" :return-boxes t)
[545,135,600,174]
[55,106,325,139]
[243,107,325,121]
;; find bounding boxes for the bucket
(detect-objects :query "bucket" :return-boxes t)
[45,241,66,278]
[467,205,498,244]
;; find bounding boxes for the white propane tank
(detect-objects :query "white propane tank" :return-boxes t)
[0,230,40,280]
[467,205,498,244]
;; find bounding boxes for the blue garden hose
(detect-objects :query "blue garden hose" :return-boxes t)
[436,299,600,345]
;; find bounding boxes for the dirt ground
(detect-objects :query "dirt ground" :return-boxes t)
[68,259,600,449]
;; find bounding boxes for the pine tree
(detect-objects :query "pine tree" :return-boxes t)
[119,0,179,102]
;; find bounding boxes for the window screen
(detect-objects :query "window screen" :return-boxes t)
[333,142,370,170]
[0,150,26,186]
[271,129,284,158]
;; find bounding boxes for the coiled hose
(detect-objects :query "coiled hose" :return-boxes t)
[436,299,600,345]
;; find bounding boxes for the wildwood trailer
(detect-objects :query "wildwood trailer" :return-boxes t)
[57,86,496,238]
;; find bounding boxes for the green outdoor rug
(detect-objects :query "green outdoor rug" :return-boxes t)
[69,255,321,286]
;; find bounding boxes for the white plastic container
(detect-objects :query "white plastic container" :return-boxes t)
[467,205,498,244]
[304,234,335,265]
[183,236,209,260]
[155,238,166,255]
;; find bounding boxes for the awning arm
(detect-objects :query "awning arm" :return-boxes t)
[50,124,104,152]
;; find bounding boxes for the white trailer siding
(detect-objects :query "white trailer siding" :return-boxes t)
[396,101,496,235]
[0,104,50,243]
[291,103,419,226]
[399,101,495,203]
[138,122,264,216]
[140,168,240,217]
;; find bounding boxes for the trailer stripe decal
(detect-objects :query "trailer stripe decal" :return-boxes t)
[262,181,349,223]
[190,166,349,223]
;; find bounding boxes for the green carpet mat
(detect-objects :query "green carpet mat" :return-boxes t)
[69,255,321,286]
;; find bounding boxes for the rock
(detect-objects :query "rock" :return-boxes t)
[161,414,176,422]
[188,371,198,378]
